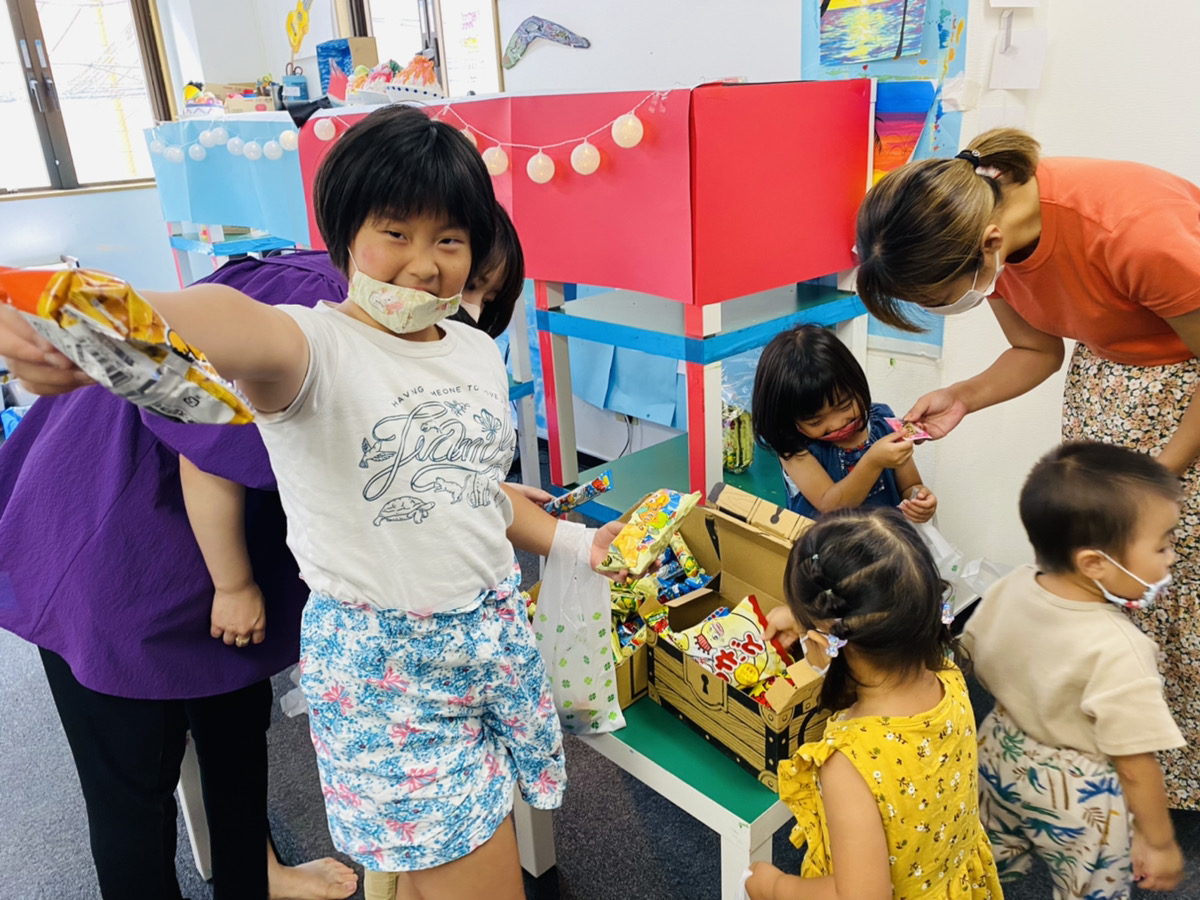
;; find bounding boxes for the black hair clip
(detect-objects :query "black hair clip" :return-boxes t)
[955,149,981,162]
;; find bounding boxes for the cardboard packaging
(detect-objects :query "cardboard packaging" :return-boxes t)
[526,583,647,710]
[644,483,828,790]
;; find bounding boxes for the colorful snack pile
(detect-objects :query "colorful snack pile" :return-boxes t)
[722,403,755,474]
[0,267,254,425]
[885,416,933,444]
[598,489,702,576]
[664,595,799,709]
[543,470,613,517]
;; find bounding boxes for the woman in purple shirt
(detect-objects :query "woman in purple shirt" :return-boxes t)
[0,252,357,900]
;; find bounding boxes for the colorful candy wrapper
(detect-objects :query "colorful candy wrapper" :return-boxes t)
[0,267,253,425]
[610,578,657,623]
[668,596,794,696]
[668,532,701,578]
[598,488,702,575]
[722,402,754,474]
[659,573,713,601]
[543,469,613,517]
[884,417,932,444]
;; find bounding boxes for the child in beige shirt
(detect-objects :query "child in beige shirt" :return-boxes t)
[962,442,1185,899]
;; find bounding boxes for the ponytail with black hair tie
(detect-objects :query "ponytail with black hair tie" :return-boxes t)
[955,148,1002,181]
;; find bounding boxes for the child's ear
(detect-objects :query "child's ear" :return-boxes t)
[1074,548,1109,580]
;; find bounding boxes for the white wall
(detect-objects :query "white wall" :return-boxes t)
[0,187,179,290]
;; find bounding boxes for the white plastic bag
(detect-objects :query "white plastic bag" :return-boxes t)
[533,520,627,735]
[912,521,1009,616]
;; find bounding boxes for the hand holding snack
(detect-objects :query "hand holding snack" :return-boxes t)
[905,388,969,440]
[0,267,253,424]
[543,470,613,517]
[597,488,702,576]
[884,416,933,444]
[864,431,914,470]
[590,519,631,580]
[764,604,802,649]
[0,301,94,394]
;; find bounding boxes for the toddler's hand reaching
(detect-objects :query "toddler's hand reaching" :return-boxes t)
[764,605,802,649]
[864,432,914,470]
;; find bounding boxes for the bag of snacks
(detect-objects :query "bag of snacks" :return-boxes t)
[0,267,253,425]
[598,488,701,576]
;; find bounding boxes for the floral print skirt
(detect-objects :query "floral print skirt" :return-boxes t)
[1063,342,1200,810]
[298,565,566,871]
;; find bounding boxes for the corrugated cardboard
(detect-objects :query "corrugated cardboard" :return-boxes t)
[526,582,646,710]
[645,484,829,790]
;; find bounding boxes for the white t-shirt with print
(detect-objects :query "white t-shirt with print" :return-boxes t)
[256,303,516,613]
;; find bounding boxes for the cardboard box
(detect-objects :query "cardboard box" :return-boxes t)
[526,582,647,710]
[645,484,829,790]
[223,95,273,114]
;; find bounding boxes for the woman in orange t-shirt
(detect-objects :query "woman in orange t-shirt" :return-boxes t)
[852,127,1200,809]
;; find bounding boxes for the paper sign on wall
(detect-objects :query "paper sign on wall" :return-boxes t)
[989,28,1048,89]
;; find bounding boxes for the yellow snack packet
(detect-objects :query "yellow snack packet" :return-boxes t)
[598,489,702,576]
[0,267,253,425]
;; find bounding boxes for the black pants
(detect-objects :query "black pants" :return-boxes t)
[40,648,271,900]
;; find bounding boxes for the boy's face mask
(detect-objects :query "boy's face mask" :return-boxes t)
[1092,550,1172,610]
[347,255,461,335]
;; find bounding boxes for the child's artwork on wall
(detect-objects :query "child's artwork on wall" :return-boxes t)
[819,0,928,65]
[502,16,591,69]
[873,80,936,183]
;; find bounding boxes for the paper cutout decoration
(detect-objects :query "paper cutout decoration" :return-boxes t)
[502,16,591,69]
[873,80,937,183]
[820,0,929,65]
[286,0,314,59]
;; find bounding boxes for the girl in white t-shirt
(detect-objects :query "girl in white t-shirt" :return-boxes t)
[8,106,619,900]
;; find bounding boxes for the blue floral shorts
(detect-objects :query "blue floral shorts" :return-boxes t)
[298,565,566,871]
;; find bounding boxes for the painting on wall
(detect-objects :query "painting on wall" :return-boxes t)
[819,0,929,65]
[873,80,936,183]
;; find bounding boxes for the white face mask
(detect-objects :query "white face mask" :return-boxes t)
[1092,550,1172,610]
[926,251,1004,317]
[346,256,461,335]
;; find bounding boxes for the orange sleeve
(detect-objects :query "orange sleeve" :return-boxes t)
[1105,200,1200,319]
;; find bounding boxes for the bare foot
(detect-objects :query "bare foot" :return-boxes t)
[268,857,359,900]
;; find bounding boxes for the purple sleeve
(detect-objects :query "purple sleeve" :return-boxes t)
[142,252,347,486]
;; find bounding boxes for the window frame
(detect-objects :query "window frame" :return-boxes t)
[3,0,174,194]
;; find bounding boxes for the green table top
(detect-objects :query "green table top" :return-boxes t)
[606,698,785,823]
[570,435,787,520]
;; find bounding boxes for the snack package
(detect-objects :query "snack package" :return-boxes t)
[668,596,794,696]
[722,402,754,474]
[543,469,613,517]
[668,532,701,578]
[598,489,702,576]
[610,577,657,623]
[884,416,932,444]
[0,267,253,425]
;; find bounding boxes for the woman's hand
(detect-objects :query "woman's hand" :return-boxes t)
[0,303,93,393]
[905,388,969,439]
[211,582,266,647]
[899,486,938,524]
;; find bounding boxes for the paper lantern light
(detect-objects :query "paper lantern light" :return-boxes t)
[313,119,337,141]
[188,144,207,162]
[461,128,478,148]
[242,141,263,161]
[482,146,509,176]
[611,113,644,149]
[165,146,185,164]
[198,130,217,148]
[226,137,245,156]
[570,141,601,175]
[278,129,299,151]
[263,140,283,161]
[526,151,555,184]
[149,138,165,155]
[210,126,229,145]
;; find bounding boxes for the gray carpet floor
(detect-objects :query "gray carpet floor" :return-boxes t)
[4,444,1200,897]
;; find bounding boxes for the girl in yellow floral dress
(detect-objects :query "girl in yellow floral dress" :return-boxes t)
[746,507,1001,900]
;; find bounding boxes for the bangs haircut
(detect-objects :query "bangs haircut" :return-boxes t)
[449,202,524,338]
[752,325,871,459]
[784,507,962,711]
[1020,441,1182,574]
[313,105,498,278]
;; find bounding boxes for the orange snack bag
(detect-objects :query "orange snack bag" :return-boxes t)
[0,267,253,425]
